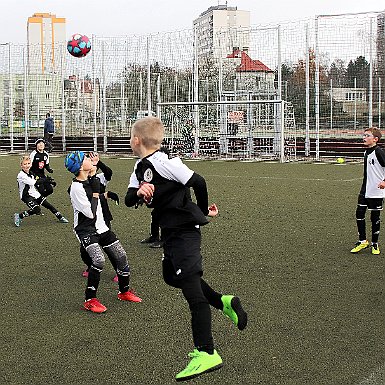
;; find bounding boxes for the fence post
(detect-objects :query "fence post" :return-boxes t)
[23,47,29,151]
[379,78,382,128]
[146,35,152,116]
[305,23,310,157]
[193,27,200,155]
[60,47,66,152]
[315,16,320,161]
[8,43,14,152]
[369,17,373,127]
[280,100,285,163]
[92,35,97,151]
[102,40,107,153]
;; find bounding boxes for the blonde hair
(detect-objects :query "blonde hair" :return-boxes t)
[132,117,164,148]
[20,155,31,165]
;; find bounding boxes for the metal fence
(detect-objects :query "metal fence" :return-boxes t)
[0,11,384,160]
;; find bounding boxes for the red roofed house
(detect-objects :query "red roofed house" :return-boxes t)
[226,49,275,92]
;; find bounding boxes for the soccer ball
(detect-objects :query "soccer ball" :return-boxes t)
[67,34,91,58]
[337,157,345,164]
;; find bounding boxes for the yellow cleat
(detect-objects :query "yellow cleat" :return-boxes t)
[350,240,369,253]
[371,244,380,255]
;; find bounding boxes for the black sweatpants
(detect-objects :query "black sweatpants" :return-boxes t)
[162,258,223,354]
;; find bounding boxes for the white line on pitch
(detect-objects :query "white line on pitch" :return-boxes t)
[205,174,361,183]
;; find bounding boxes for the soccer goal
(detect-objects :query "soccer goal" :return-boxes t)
[157,99,297,162]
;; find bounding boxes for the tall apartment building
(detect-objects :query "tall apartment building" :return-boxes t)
[193,5,250,61]
[26,13,66,118]
[27,13,66,74]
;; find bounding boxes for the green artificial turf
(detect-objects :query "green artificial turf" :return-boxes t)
[0,155,384,385]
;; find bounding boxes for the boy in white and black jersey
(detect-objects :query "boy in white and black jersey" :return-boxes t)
[125,117,247,382]
[65,151,141,313]
[14,156,68,227]
[30,138,54,178]
[79,152,120,282]
[351,127,385,255]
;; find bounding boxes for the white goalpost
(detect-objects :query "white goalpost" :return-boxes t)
[157,99,297,162]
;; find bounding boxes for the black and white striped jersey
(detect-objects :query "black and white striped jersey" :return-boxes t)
[29,150,50,178]
[69,179,109,239]
[360,145,385,198]
[127,150,209,228]
[17,170,40,201]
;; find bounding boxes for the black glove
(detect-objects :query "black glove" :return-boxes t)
[34,178,53,197]
[46,176,56,187]
[89,176,101,194]
[46,166,54,174]
[107,191,119,205]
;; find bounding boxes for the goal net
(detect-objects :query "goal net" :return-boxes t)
[158,99,297,161]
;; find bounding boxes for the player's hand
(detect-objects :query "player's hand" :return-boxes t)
[378,181,385,189]
[89,176,101,194]
[107,191,119,205]
[138,182,154,203]
[46,176,56,187]
[207,203,218,217]
[89,152,100,166]
[46,167,53,174]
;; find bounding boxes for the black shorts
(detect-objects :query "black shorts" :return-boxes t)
[22,197,42,214]
[80,230,118,249]
[357,194,383,211]
[162,226,203,281]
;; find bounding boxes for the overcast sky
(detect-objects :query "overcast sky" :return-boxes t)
[0,0,383,43]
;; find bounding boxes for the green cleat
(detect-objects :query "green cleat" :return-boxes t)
[221,295,248,330]
[371,243,380,255]
[350,240,369,253]
[176,349,223,382]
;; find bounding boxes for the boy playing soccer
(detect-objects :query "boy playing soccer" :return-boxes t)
[79,152,120,283]
[125,117,247,381]
[351,127,385,255]
[29,138,68,215]
[65,151,141,313]
[30,138,54,178]
[15,155,68,227]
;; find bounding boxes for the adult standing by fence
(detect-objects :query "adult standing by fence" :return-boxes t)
[44,113,55,153]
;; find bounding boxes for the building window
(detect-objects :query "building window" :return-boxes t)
[46,79,50,86]
[45,93,50,99]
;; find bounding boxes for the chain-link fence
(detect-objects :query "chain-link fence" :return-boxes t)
[0,11,383,160]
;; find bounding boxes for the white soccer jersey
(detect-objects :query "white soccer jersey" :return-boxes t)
[127,150,208,228]
[69,180,109,237]
[128,151,194,189]
[362,145,385,198]
[16,170,40,200]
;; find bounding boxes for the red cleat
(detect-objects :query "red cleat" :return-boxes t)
[117,289,142,303]
[83,298,107,313]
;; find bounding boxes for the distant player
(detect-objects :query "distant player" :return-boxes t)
[14,156,68,227]
[351,127,385,255]
[29,138,68,218]
[125,117,247,381]
[30,138,54,178]
[65,151,142,313]
[43,113,54,152]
